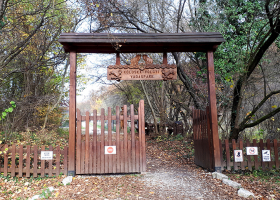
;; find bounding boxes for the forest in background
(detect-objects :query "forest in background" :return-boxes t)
[1,0,280,144]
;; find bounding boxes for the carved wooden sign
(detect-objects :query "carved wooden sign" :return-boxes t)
[107,54,177,81]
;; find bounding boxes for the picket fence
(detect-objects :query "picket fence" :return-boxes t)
[220,139,280,171]
[0,144,68,177]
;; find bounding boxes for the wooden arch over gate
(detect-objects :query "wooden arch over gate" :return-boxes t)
[58,33,225,175]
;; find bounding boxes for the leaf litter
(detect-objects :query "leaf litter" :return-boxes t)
[0,137,279,199]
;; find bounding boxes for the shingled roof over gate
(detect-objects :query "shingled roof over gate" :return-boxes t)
[58,33,225,53]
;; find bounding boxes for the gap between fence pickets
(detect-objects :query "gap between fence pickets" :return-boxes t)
[0,144,68,177]
[220,139,280,170]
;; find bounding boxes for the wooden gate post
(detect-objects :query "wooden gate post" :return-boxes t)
[68,51,77,176]
[206,50,221,172]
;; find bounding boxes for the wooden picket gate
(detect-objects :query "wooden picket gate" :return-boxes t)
[193,107,214,171]
[76,100,146,174]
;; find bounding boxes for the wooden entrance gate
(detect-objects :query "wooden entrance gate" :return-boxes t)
[193,107,214,171]
[75,100,146,174]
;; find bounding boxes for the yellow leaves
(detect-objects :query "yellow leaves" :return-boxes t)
[55,192,60,197]
[272,105,277,109]
[230,85,234,88]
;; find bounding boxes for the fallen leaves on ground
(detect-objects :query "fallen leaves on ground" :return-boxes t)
[0,137,279,199]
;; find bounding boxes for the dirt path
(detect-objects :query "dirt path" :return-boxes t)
[141,155,242,200]
[48,154,241,200]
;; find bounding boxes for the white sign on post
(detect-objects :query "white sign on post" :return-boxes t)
[41,151,53,160]
[234,150,243,162]
[105,146,116,154]
[246,147,258,155]
[262,150,271,162]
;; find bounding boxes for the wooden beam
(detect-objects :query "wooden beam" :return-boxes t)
[206,50,221,172]
[68,51,77,176]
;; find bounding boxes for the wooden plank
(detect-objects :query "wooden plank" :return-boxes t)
[274,139,279,169]
[63,147,68,175]
[123,105,128,172]
[76,109,82,174]
[136,140,140,172]
[68,51,77,176]
[112,141,116,173]
[163,52,167,64]
[56,146,60,176]
[116,52,120,65]
[3,144,8,176]
[240,140,245,170]
[11,144,16,177]
[260,139,265,169]
[219,140,224,170]
[96,141,101,173]
[246,140,252,171]
[105,140,109,173]
[140,100,146,172]
[59,33,225,54]
[108,107,113,173]
[116,106,121,173]
[48,145,53,177]
[26,145,30,178]
[85,111,90,173]
[253,139,259,170]
[267,139,272,169]
[128,139,132,172]
[120,140,124,172]
[19,145,23,177]
[93,110,97,174]
[81,142,85,174]
[33,145,38,178]
[207,51,221,172]
[232,140,237,171]
[89,142,93,173]
[138,105,142,172]
[101,108,105,173]
[225,139,230,170]
[41,146,45,177]
[131,104,136,172]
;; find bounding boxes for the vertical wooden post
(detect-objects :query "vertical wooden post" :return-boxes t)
[206,50,221,172]
[116,52,120,65]
[163,52,167,64]
[68,51,77,176]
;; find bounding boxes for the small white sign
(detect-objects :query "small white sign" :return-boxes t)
[262,150,271,162]
[246,147,258,155]
[105,146,116,154]
[41,151,53,160]
[234,150,243,162]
